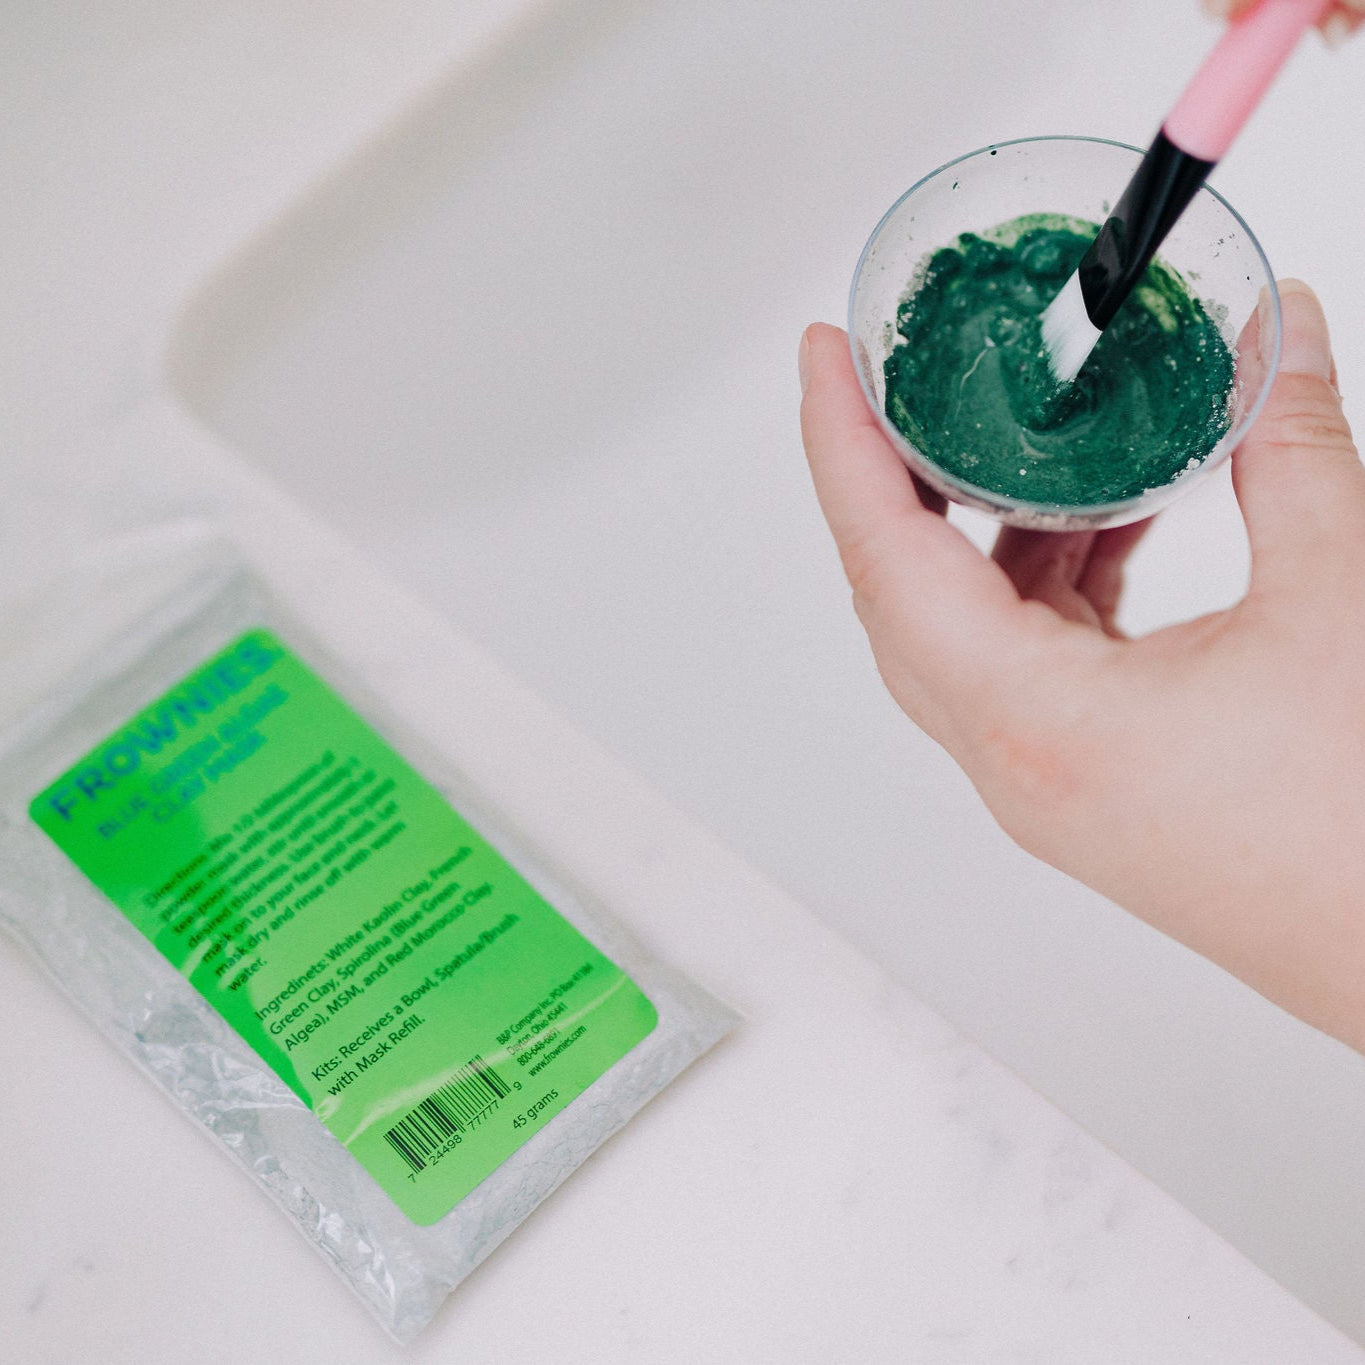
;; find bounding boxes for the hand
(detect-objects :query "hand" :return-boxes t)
[799,280,1365,1052]
[1204,0,1363,45]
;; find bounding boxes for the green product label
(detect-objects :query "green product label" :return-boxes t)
[30,630,657,1224]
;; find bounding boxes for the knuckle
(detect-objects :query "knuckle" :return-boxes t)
[964,645,1113,820]
[968,718,1091,861]
[839,530,889,617]
[1258,376,1358,456]
[973,716,1084,811]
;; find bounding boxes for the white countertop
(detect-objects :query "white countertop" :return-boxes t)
[2,4,1362,1360]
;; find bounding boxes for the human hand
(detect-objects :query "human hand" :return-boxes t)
[1204,0,1363,46]
[799,280,1365,1051]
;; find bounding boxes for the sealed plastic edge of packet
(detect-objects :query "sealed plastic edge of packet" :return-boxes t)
[0,538,737,1344]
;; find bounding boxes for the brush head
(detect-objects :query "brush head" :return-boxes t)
[1041,270,1102,387]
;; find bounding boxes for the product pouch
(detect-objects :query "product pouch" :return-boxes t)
[0,534,736,1342]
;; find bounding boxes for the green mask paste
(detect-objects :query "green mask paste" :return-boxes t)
[883,214,1235,506]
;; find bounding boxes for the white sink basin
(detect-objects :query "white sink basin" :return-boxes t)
[167,0,1365,1342]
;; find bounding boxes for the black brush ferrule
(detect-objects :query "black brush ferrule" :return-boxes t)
[1077,129,1216,332]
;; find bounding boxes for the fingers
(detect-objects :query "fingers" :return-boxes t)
[992,520,1153,635]
[798,323,943,554]
[1230,280,1365,599]
[911,473,949,518]
[1206,0,1365,9]
[1321,9,1365,46]
[991,529,1100,626]
[1201,0,1363,40]
[798,323,1067,737]
[1076,519,1154,636]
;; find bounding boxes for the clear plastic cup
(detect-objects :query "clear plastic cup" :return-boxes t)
[848,136,1280,530]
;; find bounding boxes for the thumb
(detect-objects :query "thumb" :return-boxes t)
[1231,279,1365,596]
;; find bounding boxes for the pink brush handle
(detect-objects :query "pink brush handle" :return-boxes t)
[1164,0,1329,161]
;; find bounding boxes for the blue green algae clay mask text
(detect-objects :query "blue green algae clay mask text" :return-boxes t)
[883,213,1236,507]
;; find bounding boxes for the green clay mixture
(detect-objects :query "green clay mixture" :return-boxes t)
[883,214,1235,506]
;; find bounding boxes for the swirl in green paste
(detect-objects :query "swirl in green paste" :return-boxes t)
[883,214,1235,506]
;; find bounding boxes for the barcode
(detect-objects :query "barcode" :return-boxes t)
[383,1054,510,1174]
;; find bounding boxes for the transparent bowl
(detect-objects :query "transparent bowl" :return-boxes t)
[848,135,1280,530]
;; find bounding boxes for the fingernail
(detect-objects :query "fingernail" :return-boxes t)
[1276,279,1335,380]
[1256,284,1276,367]
[798,330,811,395]
[1321,12,1352,48]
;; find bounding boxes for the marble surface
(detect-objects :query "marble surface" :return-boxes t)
[1,4,1362,1361]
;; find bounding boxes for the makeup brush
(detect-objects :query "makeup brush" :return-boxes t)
[1041,0,1329,386]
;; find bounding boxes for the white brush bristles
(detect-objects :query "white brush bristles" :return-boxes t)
[1041,271,1102,386]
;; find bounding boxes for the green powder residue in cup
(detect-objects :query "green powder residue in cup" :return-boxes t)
[882,214,1236,506]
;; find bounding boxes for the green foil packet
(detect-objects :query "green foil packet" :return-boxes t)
[0,543,735,1342]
